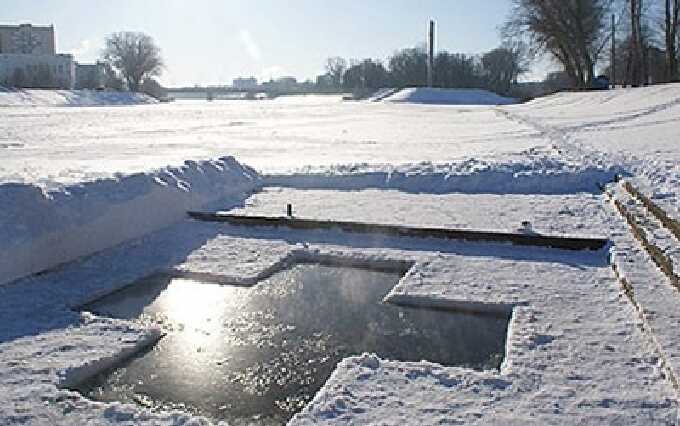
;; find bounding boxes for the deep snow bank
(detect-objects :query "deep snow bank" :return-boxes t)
[383,87,517,105]
[267,148,624,194]
[0,157,260,286]
[0,89,157,107]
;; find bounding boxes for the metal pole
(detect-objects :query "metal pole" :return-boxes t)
[648,46,653,85]
[611,14,616,88]
[427,20,435,87]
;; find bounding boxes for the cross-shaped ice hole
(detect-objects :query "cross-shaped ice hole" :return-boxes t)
[75,262,511,425]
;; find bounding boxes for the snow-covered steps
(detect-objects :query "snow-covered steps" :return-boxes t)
[623,181,680,244]
[605,179,680,398]
[606,203,680,397]
[364,88,399,102]
[610,182,680,288]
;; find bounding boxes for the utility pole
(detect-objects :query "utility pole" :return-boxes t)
[647,45,653,85]
[427,20,435,87]
[611,14,616,88]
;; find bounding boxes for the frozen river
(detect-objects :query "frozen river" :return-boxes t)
[0,96,545,187]
[3,86,680,425]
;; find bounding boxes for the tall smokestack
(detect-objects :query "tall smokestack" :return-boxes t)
[428,20,435,87]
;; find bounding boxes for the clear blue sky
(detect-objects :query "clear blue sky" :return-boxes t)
[3,0,549,86]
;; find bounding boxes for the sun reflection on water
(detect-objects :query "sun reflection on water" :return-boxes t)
[79,265,510,425]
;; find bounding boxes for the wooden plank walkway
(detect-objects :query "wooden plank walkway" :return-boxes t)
[187,212,608,251]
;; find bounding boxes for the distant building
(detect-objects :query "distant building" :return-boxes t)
[0,53,75,89]
[75,62,105,89]
[261,76,298,92]
[275,76,297,90]
[0,24,56,55]
[0,23,106,90]
[316,74,333,89]
[232,77,258,90]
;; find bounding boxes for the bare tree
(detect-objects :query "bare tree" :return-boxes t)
[102,32,163,92]
[627,0,645,86]
[434,52,484,88]
[325,57,347,88]
[505,0,612,88]
[342,59,389,90]
[101,62,125,90]
[482,43,530,95]
[665,0,680,80]
[388,46,428,87]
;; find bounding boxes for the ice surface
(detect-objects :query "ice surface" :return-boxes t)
[77,265,508,424]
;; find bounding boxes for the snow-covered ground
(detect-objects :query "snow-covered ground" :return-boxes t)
[2,85,680,425]
[382,87,517,105]
[0,89,157,107]
[0,156,260,286]
[227,187,607,237]
[503,83,680,221]
[0,190,676,425]
[0,96,543,187]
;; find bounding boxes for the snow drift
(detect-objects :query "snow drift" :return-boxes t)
[0,157,260,286]
[383,87,517,105]
[0,89,157,107]
[267,148,625,195]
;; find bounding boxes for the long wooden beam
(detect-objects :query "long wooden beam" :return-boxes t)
[188,212,609,251]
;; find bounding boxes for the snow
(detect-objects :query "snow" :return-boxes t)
[227,187,607,237]
[382,87,518,105]
[2,84,680,424]
[0,156,260,286]
[0,191,677,425]
[0,98,544,186]
[503,83,680,222]
[364,88,399,102]
[0,89,157,107]
[266,148,622,195]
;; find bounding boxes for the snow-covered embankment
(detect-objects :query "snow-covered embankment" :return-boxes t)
[0,157,261,286]
[381,87,517,105]
[0,88,157,107]
[267,148,626,195]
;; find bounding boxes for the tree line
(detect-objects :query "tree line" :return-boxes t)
[322,0,680,95]
[318,43,528,96]
[505,0,680,88]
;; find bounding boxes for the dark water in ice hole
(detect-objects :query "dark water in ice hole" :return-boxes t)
[77,264,510,425]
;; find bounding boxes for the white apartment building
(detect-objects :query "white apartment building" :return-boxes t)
[0,23,103,90]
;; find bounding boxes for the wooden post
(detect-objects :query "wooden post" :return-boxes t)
[427,20,435,87]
